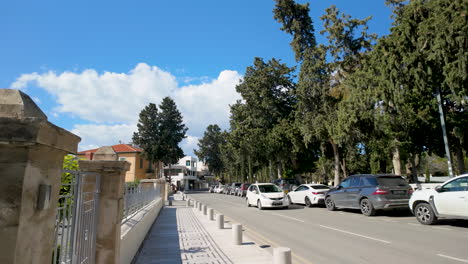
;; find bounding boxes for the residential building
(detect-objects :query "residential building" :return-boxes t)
[164,156,215,190]
[77,144,161,182]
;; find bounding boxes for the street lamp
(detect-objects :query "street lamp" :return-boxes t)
[436,87,454,178]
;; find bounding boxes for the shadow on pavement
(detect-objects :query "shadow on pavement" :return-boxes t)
[134,207,182,264]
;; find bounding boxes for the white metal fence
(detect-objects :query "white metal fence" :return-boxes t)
[53,170,100,264]
[122,181,163,222]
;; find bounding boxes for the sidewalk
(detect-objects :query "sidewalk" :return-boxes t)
[134,200,272,264]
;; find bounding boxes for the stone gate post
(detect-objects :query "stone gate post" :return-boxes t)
[0,89,81,264]
[79,147,130,264]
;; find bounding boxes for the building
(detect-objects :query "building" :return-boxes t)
[77,144,160,182]
[164,156,215,190]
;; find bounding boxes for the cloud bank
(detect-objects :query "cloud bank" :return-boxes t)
[11,63,242,155]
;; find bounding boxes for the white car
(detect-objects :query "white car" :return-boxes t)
[287,184,330,207]
[246,183,289,209]
[215,185,225,194]
[409,174,468,225]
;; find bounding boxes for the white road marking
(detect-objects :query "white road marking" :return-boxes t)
[437,254,468,263]
[433,226,452,231]
[271,213,305,223]
[408,223,452,231]
[319,225,392,244]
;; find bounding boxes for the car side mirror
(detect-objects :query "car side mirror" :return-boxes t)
[255,190,259,194]
[292,187,297,191]
[435,185,443,193]
[336,185,342,190]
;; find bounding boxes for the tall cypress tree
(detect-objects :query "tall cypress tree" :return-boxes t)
[158,97,188,177]
[132,103,160,172]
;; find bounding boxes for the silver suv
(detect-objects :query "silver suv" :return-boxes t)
[325,174,413,216]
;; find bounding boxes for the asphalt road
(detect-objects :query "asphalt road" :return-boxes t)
[187,192,468,264]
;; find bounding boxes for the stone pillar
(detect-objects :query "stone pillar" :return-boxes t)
[79,152,130,264]
[0,89,81,264]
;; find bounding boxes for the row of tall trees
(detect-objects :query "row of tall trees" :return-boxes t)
[133,97,187,179]
[196,0,467,185]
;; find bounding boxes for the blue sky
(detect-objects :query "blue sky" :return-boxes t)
[1,0,393,156]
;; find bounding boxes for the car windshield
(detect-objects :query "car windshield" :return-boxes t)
[234,183,241,187]
[258,185,282,193]
[311,185,329,189]
[377,177,408,187]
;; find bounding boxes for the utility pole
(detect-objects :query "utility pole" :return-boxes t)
[436,87,454,178]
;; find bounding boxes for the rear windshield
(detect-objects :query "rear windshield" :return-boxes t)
[377,177,409,187]
[258,185,282,193]
[311,185,329,189]
[234,183,241,187]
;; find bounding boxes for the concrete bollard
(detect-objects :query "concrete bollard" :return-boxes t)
[208,208,214,220]
[232,224,242,245]
[168,199,172,206]
[217,214,224,229]
[198,203,203,211]
[203,204,207,215]
[273,247,292,264]
[194,201,198,209]
[186,199,191,207]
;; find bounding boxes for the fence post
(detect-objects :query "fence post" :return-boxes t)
[273,247,292,264]
[208,208,214,220]
[0,89,81,264]
[232,224,243,245]
[217,214,224,229]
[79,148,130,264]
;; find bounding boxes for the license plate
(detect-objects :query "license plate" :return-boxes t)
[392,190,406,195]
[272,202,283,206]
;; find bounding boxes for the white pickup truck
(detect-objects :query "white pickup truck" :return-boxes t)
[409,174,468,225]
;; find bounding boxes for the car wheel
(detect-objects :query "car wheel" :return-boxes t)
[287,195,293,205]
[305,196,312,208]
[360,198,376,216]
[414,203,437,225]
[246,198,251,207]
[325,197,336,211]
[257,200,263,210]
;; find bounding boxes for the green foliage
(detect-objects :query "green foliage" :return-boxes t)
[157,97,188,166]
[195,124,226,176]
[133,97,187,176]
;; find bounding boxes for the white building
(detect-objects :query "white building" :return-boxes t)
[164,156,215,190]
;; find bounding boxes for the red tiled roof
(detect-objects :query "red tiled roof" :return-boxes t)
[77,144,143,154]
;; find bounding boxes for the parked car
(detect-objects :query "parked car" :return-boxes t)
[246,183,289,209]
[223,185,231,194]
[230,182,242,195]
[273,178,301,193]
[287,184,330,207]
[209,185,217,193]
[409,174,468,225]
[237,183,251,197]
[325,174,413,216]
[215,185,225,194]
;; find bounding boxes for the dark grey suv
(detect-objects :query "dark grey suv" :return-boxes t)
[324,174,413,216]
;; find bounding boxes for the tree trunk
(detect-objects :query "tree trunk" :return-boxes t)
[248,155,252,183]
[340,158,347,177]
[277,160,283,179]
[269,160,273,182]
[392,144,402,175]
[455,144,466,175]
[410,154,421,190]
[241,154,246,182]
[330,139,340,187]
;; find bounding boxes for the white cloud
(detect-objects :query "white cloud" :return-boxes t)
[12,63,241,155]
[72,123,137,151]
[180,135,200,156]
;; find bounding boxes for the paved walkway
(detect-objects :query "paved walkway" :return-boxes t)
[134,200,271,264]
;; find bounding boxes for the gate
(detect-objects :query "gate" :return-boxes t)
[53,170,100,264]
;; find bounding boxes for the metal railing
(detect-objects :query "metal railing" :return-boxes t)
[122,181,162,222]
[53,170,100,264]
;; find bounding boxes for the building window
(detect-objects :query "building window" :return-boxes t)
[186,160,190,166]
[119,157,126,161]
[140,158,143,169]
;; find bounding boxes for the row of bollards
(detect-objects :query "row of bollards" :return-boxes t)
[185,198,291,264]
